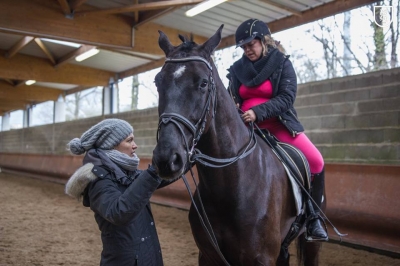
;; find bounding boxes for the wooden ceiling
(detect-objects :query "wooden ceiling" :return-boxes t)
[0,0,377,116]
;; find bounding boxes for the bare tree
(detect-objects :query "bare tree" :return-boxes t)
[131,75,139,110]
[389,0,399,67]
[370,1,389,70]
[342,11,352,75]
[310,20,344,78]
[65,88,102,120]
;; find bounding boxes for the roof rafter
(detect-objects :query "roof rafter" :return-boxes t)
[57,0,72,15]
[134,7,179,27]
[55,45,96,68]
[4,36,34,58]
[34,38,56,65]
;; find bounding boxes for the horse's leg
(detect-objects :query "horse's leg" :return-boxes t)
[298,234,322,266]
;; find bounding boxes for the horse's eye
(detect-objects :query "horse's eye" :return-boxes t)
[200,79,208,88]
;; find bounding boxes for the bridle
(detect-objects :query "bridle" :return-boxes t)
[157,56,257,168]
[156,55,257,265]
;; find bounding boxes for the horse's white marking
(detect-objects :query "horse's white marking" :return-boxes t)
[173,66,186,78]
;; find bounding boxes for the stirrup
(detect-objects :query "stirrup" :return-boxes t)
[305,215,329,242]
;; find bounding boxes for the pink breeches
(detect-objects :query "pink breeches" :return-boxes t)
[268,127,324,174]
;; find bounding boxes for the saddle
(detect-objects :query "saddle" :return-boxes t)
[256,129,311,195]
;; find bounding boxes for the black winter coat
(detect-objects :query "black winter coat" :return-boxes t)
[228,56,304,136]
[82,152,173,266]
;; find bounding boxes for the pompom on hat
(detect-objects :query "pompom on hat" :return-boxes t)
[68,118,133,155]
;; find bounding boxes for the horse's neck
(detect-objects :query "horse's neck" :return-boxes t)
[197,78,251,159]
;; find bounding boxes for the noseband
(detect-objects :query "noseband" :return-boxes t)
[157,56,256,167]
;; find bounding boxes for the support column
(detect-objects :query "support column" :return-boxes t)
[103,78,118,115]
[23,105,33,128]
[54,95,66,123]
[2,113,10,131]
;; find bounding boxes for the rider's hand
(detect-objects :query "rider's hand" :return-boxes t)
[241,109,256,123]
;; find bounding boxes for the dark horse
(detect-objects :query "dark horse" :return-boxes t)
[152,25,323,265]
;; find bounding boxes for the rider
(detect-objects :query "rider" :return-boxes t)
[227,18,328,242]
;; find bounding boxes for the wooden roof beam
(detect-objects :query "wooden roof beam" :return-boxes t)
[35,38,56,65]
[57,0,72,15]
[134,0,139,24]
[0,99,31,111]
[4,36,34,58]
[55,45,96,68]
[75,0,203,16]
[0,49,113,86]
[0,83,62,101]
[2,78,14,86]
[65,85,95,95]
[134,7,179,28]
[0,0,134,50]
[0,0,207,53]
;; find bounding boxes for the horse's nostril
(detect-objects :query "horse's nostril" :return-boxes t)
[171,154,178,164]
[169,153,182,172]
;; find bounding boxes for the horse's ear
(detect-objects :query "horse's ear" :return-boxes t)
[200,24,224,56]
[178,34,186,43]
[158,30,174,57]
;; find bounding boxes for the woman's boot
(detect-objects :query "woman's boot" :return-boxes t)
[305,169,328,241]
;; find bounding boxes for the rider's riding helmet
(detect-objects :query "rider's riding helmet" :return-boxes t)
[235,19,271,48]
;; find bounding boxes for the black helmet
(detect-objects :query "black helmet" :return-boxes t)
[235,19,271,48]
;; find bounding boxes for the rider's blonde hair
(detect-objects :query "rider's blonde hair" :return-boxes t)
[261,35,286,56]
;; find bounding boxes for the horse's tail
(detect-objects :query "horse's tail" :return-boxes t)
[296,236,305,266]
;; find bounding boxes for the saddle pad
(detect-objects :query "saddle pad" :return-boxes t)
[282,163,303,215]
[276,142,311,216]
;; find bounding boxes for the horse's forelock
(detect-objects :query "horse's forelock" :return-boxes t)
[168,41,201,59]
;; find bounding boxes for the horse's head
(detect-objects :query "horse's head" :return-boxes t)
[152,25,224,179]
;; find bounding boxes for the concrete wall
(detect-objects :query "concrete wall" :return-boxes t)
[296,67,400,165]
[0,108,158,158]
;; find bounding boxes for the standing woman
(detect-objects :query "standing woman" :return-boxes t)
[65,118,176,265]
[227,19,328,242]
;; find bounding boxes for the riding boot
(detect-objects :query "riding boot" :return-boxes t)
[305,169,328,242]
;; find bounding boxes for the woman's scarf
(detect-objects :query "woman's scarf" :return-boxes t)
[84,149,140,185]
[231,47,285,87]
[104,149,140,172]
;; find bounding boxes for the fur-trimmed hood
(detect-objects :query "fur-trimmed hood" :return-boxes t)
[65,163,97,201]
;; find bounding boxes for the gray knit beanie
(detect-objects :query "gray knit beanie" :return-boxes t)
[68,118,133,155]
